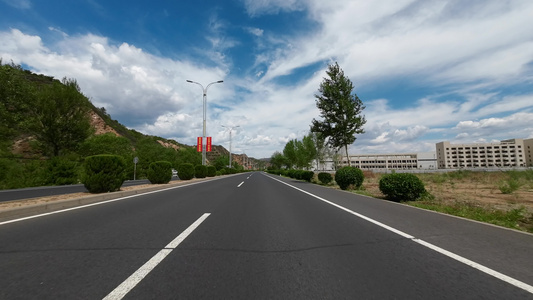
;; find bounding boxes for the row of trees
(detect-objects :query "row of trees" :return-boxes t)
[270,62,366,170]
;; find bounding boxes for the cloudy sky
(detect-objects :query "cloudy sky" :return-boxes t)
[1,0,532,158]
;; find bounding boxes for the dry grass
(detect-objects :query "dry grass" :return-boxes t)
[357,170,533,232]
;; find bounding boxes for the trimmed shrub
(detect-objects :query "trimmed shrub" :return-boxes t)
[301,171,314,182]
[219,168,227,175]
[195,165,207,178]
[318,172,333,185]
[207,166,217,177]
[379,173,426,202]
[335,166,364,190]
[287,169,297,179]
[178,163,195,180]
[147,161,172,184]
[83,155,126,193]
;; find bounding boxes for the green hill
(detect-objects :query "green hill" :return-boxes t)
[0,61,264,190]
[0,61,205,189]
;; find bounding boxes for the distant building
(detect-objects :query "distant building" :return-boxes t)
[526,139,533,167]
[318,152,437,171]
[436,139,533,169]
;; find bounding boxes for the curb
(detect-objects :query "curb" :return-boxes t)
[0,178,212,222]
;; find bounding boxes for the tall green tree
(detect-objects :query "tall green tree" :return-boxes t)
[213,155,230,170]
[0,62,35,142]
[27,78,93,156]
[270,151,287,169]
[309,131,330,170]
[311,62,366,165]
[283,139,298,169]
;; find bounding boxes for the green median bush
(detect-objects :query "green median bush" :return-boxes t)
[147,161,172,184]
[82,155,126,193]
[178,163,195,180]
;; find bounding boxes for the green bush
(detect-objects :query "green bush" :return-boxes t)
[207,166,216,177]
[379,173,426,202]
[335,166,364,190]
[224,167,236,174]
[287,169,297,179]
[195,165,207,178]
[177,163,195,180]
[318,172,333,185]
[301,171,314,182]
[82,155,126,193]
[147,161,172,184]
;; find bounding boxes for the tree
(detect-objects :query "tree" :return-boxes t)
[213,155,229,171]
[299,134,317,169]
[27,78,93,156]
[270,151,287,169]
[283,140,298,169]
[311,62,366,165]
[309,131,330,170]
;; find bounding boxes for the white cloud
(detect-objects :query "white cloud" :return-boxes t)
[1,0,31,9]
[245,27,264,37]
[242,0,306,16]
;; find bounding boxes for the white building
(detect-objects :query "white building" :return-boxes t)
[436,139,533,169]
[316,152,437,171]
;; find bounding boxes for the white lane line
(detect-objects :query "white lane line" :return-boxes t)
[0,180,215,226]
[237,181,244,188]
[103,213,210,300]
[264,174,533,295]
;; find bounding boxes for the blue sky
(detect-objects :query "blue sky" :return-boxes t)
[1,0,532,158]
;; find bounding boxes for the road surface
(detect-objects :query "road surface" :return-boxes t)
[1,172,532,299]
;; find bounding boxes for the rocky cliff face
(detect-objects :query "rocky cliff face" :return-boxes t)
[89,110,120,136]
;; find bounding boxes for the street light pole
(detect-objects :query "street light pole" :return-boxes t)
[222,125,239,168]
[186,79,223,165]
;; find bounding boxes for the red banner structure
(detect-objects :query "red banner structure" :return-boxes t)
[197,137,202,152]
[206,137,212,152]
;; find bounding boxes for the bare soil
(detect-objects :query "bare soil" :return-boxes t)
[360,171,533,213]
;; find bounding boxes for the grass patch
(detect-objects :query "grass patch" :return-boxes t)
[408,200,533,233]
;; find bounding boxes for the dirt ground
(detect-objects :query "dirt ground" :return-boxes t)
[360,171,533,213]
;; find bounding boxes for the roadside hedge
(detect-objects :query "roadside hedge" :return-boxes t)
[178,163,195,180]
[318,172,333,185]
[82,155,126,193]
[379,173,426,202]
[147,161,172,184]
[207,166,216,177]
[195,165,207,179]
[335,166,364,190]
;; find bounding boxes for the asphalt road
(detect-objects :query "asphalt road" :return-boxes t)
[1,172,532,299]
[0,178,179,202]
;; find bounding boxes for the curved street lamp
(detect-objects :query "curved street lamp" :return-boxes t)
[186,80,224,165]
[222,125,239,168]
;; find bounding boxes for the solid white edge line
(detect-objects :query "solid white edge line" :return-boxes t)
[103,213,210,300]
[0,179,217,226]
[264,173,533,295]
